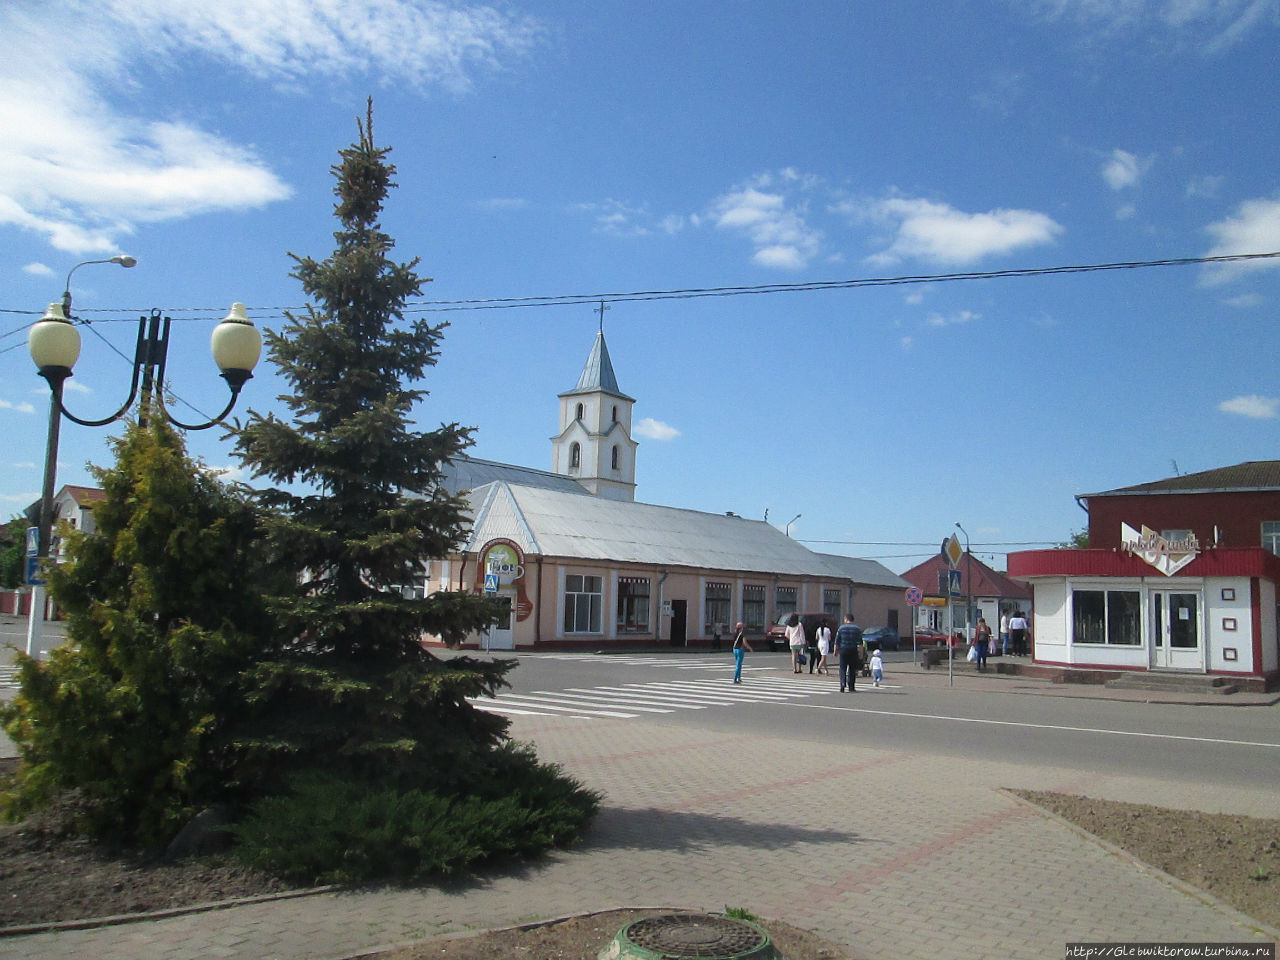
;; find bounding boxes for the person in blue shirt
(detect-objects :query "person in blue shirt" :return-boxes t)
[834,614,863,692]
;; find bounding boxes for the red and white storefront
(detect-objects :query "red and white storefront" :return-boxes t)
[1008,544,1280,685]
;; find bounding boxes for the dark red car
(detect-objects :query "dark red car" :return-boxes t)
[908,627,949,646]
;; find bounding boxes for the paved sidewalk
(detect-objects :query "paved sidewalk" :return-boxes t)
[1,708,1276,960]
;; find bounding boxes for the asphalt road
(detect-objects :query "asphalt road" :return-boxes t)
[479,649,1280,794]
[5,627,1278,798]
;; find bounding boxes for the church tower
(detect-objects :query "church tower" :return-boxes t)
[551,325,638,501]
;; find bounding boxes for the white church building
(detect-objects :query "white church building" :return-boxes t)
[423,328,909,650]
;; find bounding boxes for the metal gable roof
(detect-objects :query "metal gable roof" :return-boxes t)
[1081,460,1280,498]
[439,456,587,497]
[464,482,896,583]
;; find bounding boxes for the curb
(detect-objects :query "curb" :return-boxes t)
[0,884,339,938]
[1002,789,1280,944]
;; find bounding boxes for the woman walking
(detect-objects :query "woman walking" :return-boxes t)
[815,621,832,674]
[731,622,752,684]
[785,614,806,673]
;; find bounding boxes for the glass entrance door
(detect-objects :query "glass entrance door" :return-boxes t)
[1150,591,1202,670]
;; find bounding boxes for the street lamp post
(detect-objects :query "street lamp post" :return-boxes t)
[956,522,972,673]
[785,513,801,537]
[25,259,262,656]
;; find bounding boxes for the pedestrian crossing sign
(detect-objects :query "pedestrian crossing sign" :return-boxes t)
[483,573,499,593]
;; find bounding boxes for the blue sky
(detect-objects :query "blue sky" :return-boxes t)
[2,0,1279,573]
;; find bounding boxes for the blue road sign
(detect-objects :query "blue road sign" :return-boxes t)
[948,569,962,597]
[483,573,500,593]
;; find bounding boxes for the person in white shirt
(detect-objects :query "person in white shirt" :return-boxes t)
[869,649,885,687]
[785,614,806,674]
[1009,611,1030,657]
[815,622,832,675]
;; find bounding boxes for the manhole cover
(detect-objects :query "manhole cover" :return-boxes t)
[598,913,781,960]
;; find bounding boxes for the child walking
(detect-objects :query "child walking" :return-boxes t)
[870,649,884,687]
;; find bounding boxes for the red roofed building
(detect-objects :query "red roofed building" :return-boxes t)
[900,552,1031,644]
[1009,462,1280,689]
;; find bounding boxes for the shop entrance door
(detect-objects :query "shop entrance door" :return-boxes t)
[1150,591,1202,670]
[483,596,514,651]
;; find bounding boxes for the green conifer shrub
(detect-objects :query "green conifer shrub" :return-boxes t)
[0,417,268,848]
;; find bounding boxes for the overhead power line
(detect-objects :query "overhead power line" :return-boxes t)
[2,250,1278,346]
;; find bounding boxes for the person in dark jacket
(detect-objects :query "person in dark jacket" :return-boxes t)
[834,614,863,692]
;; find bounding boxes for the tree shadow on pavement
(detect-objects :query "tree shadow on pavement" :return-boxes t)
[577,806,877,853]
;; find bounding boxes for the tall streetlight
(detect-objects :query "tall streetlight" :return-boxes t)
[25,258,262,656]
[785,513,802,537]
[955,521,973,655]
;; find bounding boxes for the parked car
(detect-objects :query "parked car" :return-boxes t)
[763,612,837,652]
[861,626,901,652]
[908,627,949,646]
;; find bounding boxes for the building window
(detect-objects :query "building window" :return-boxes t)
[705,581,731,631]
[823,588,841,620]
[775,586,797,619]
[564,574,603,634]
[743,584,766,630]
[1263,521,1280,555]
[1072,589,1140,645]
[616,577,650,633]
[575,402,584,421]
[569,442,581,469]
[611,445,620,470]
[612,404,618,422]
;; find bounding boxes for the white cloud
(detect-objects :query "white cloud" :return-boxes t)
[925,309,981,327]
[1115,203,1137,220]
[1225,293,1263,307]
[1187,175,1225,199]
[1025,0,1277,53]
[1102,149,1150,190]
[477,197,527,211]
[858,195,1063,267]
[575,199,654,237]
[1219,394,1280,419]
[0,399,37,414]
[711,173,823,270]
[635,417,680,441]
[1201,195,1280,283]
[901,336,914,350]
[23,263,55,277]
[0,1,543,254]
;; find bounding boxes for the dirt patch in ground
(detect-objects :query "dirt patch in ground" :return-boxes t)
[1013,790,1280,932]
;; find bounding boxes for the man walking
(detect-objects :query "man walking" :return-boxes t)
[835,614,863,692]
[1010,610,1029,657]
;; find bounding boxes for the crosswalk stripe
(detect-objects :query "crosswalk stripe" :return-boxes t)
[468,672,843,720]
[499,691,673,714]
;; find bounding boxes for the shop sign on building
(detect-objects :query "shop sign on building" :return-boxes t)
[476,538,533,620]
[1120,523,1200,576]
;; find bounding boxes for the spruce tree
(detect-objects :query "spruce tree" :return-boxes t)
[0,414,266,847]
[231,103,516,794]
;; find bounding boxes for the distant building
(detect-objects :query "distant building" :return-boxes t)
[899,552,1031,639]
[426,329,910,650]
[1009,462,1280,688]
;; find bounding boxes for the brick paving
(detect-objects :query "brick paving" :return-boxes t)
[1,701,1277,960]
